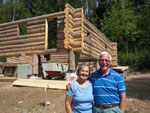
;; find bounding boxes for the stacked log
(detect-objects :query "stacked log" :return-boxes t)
[0,3,118,67]
[0,23,17,58]
[77,54,97,72]
[27,19,46,50]
[82,18,113,60]
[64,3,74,50]
[49,51,69,64]
[0,11,65,58]
[7,55,46,64]
[0,21,45,58]
[57,15,65,49]
[63,4,115,61]
[72,8,84,52]
[111,42,118,66]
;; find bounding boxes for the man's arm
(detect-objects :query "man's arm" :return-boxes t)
[65,95,73,113]
[120,92,127,113]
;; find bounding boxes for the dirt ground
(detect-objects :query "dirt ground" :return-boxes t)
[0,73,150,113]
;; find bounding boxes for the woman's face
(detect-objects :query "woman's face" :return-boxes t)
[78,66,89,80]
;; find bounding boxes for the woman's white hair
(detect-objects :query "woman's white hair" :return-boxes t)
[99,51,112,61]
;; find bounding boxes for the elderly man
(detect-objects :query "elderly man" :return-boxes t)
[90,51,126,113]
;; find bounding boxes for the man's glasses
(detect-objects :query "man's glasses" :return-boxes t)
[99,59,110,62]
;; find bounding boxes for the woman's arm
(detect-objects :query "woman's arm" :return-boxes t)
[65,95,73,113]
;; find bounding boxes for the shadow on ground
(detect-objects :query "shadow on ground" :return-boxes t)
[125,77,150,101]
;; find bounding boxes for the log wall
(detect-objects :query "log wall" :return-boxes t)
[0,11,65,58]
[0,3,118,70]
[63,3,118,66]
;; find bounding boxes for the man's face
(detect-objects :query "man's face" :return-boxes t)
[98,54,111,73]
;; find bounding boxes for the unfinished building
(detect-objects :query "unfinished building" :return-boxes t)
[0,3,119,78]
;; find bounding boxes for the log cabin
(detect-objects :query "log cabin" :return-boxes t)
[0,3,121,78]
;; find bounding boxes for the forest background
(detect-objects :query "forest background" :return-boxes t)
[0,0,150,71]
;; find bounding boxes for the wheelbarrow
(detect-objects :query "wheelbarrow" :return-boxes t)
[45,70,62,79]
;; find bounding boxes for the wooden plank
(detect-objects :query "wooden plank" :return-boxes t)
[0,77,17,82]
[112,66,129,80]
[12,79,71,89]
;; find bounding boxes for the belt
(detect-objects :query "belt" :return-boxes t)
[95,103,120,109]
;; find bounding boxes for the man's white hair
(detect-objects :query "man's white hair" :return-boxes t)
[99,51,112,61]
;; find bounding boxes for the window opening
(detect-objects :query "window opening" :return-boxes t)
[18,23,27,35]
[48,18,57,49]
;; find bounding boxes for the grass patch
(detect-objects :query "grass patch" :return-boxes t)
[27,106,36,113]
[39,102,45,107]
[7,103,17,107]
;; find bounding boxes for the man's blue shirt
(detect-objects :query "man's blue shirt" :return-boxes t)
[89,67,126,105]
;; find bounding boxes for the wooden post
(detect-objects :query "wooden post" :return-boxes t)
[0,66,2,74]
[32,54,38,75]
[96,61,99,70]
[69,50,75,72]
[75,53,80,70]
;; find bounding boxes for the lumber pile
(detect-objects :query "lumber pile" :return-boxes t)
[12,79,70,89]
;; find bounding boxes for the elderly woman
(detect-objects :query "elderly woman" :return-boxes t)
[65,64,94,113]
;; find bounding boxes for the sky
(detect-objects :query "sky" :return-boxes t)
[3,0,8,4]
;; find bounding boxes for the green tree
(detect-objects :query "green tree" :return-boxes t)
[101,1,140,52]
[137,1,150,50]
